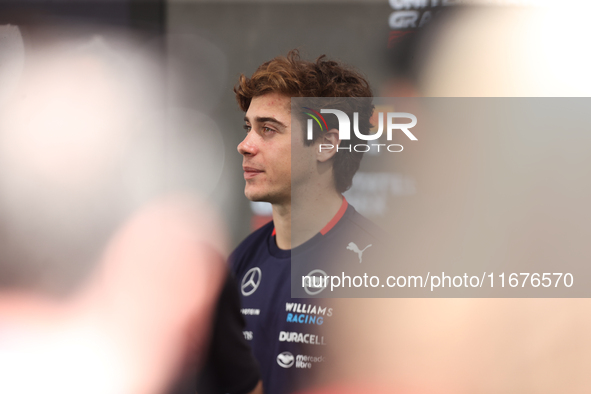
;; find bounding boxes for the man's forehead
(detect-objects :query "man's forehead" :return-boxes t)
[247,93,291,117]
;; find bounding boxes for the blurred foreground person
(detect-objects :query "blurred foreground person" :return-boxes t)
[0,30,229,394]
[308,4,591,394]
[0,197,227,394]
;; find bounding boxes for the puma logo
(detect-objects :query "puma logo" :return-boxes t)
[346,242,372,263]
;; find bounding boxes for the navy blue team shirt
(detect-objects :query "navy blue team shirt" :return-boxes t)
[230,199,384,394]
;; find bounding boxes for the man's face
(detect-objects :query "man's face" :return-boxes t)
[238,93,293,204]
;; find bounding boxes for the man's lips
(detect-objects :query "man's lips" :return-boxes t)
[243,166,264,179]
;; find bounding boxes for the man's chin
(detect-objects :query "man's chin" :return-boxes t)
[244,188,284,205]
[244,188,266,203]
[245,194,269,203]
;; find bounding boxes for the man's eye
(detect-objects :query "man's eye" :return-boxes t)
[243,125,251,133]
[263,126,275,134]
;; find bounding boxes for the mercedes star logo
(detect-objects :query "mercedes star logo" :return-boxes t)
[241,267,262,296]
[304,269,328,295]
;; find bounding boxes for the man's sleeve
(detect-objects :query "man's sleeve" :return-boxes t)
[196,271,261,394]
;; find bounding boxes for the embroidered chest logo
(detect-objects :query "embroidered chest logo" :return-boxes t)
[346,242,372,263]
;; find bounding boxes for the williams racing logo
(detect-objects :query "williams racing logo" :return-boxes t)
[303,107,417,153]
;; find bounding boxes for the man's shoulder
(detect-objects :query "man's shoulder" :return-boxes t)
[229,220,274,272]
[341,204,389,244]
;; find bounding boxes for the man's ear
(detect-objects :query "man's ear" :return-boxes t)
[316,128,340,163]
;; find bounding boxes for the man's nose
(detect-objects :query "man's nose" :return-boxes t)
[237,132,258,156]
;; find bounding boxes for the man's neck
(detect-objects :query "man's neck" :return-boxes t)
[272,190,343,250]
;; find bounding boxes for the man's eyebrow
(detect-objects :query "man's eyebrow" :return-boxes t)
[243,116,287,128]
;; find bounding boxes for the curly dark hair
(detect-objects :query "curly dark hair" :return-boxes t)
[234,49,374,193]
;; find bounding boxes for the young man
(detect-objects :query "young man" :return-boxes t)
[231,50,383,394]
